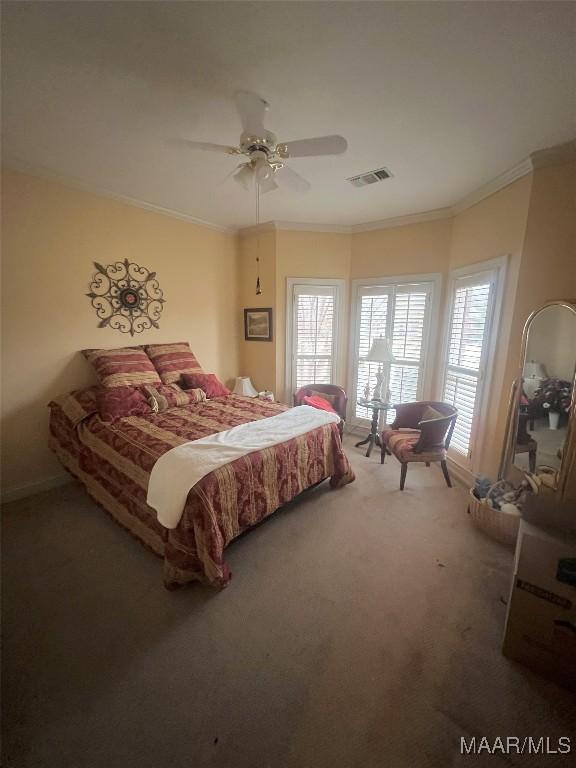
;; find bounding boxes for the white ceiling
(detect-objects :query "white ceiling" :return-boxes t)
[3,1,575,230]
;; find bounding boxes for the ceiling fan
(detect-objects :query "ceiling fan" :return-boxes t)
[177,91,348,194]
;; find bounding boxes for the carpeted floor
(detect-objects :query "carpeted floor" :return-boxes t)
[2,437,576,768]
[515,419,566,473]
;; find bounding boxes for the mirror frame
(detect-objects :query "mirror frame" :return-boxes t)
[500,300,576,500]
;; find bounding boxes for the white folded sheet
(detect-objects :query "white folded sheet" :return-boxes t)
[147,404,340,529]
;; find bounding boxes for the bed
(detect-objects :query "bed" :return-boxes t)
[48,389,355,588]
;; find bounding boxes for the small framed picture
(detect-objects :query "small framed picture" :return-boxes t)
[244,308,273,341]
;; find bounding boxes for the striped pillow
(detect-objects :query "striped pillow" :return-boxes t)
[82,347,161,388]
[142,384,207,412]
[143,342,203,385]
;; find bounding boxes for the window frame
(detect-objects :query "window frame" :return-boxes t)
[348,273,442,426]
[285,277,346,400]
[438,255,508,472]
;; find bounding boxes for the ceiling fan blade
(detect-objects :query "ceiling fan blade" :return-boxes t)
[232,164,254,191]
[175,139,240,155]
[235,90,269,136]
[277,135,347,158]
[258,175,278,194]
[274,165,310,194]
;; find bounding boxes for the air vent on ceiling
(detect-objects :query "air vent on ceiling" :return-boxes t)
[347,167,393,188]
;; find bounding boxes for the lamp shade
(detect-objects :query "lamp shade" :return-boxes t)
[365,337,395,363]
[233,376,258,397]
[524,360,547,378]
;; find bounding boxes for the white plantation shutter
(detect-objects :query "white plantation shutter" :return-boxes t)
[291,285,338,393]
[443,371,478,455]
[392,290,427,362]
[388,364,420,407]
[388,289,428,415]
[352,282,433,420]
[355,291,390,417]
[442,275,493,458]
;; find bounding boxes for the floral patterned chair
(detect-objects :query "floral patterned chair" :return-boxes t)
[380,401,458,490]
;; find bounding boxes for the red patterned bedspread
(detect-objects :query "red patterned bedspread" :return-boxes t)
[49,393,354,587]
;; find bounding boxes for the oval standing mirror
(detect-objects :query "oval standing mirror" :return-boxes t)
[511,302,576,485]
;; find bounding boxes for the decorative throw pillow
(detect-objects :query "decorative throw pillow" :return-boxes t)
[82,347,161,388]
[310,390,337,406]
[49,387,99,427]
[417,405,450,449]
[142,384,207,412]
[143,342,203,385]
[420,405,444,422]
[97,386,152,422]
[302,394,337,414]
[181,373,231,399]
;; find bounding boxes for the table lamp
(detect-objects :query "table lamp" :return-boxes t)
[233,376,258,397]
[523,360,547,399]
[365,337,395,401]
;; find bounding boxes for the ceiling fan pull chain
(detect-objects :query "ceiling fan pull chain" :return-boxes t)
[255,179,262,295]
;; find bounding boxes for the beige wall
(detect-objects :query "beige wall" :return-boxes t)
[237,177,567,483]
[237,229,277,394]
[513,161,576,317]
[3,158,574,499]
[350,218,454,401]
[1,170,239,498]
[351,218,452,278]
[251,221,453,403]
[346,173,568,482]
[445,162,575,480]
[448,175,533,478]
[275,230,352,402]
[238,228,352,402]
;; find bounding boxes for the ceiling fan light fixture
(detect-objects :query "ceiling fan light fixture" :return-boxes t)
[179,91,348,198]
[233,164,253,190]
[259,175,278,194]
[254,155,272,182]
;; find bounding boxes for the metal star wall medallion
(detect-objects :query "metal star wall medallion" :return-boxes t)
[86,259,165,336]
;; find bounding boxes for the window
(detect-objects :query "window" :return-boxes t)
[286,279,344,398]
[355,289,390,416]
[441,258,507,465]
[350,278,438,422]
[390,288,429,407]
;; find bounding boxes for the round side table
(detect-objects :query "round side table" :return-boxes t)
[355,399,393,457]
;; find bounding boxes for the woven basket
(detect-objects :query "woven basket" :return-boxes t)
[468,490,520,548]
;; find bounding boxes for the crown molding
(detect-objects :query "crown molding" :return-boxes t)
[452,137,576,215]
[7,137,574,237]
[239,220,352,236]
[237,222,277,237]
[450,158,533,215]
[351,207,452,233]
[240,139,576,235]
[274,220,352,234]
[4,159,236,234]
[530,138,576,170]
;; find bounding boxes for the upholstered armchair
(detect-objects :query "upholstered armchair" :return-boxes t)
[293,384,347,437]
[380,401,457,490]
